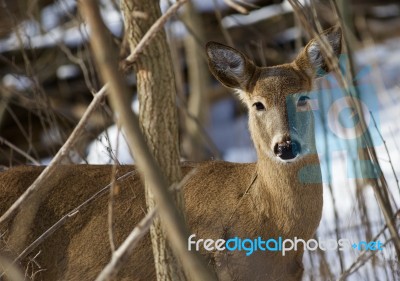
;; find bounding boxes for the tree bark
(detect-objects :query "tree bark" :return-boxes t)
[120,1,185,280]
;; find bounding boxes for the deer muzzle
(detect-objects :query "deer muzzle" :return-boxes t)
[274,139,301,160]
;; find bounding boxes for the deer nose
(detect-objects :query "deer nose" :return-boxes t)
[274,140,301,160]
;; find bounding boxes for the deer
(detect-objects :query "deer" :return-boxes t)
[0,27,342,281]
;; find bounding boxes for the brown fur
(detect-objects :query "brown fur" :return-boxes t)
[0,27,341,281]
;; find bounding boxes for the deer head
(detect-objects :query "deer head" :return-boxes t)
[206,27,342,165]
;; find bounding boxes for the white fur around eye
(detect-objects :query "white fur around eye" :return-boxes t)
[234,89,249,103]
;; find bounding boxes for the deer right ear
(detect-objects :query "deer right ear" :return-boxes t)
[295,26,342,78]
[206,42,256,90]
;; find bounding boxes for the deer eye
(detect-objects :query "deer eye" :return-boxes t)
[297,96,310,107]
[253,102,265,111]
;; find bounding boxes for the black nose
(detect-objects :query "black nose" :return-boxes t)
[274,140,301,160]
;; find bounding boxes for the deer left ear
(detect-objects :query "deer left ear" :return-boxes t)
[206,42,257,91]
[296,26,342,77]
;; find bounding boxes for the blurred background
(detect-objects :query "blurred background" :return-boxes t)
[0,0,399,280]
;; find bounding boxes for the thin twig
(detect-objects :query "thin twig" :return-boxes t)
[180,100,222,159]
[80,1,216,280]
[95,208,157,281]
[370,111,400,192]
[330,0,400,257]
[95,168,198,281]
[227,172,258,225]
[6,171,137,268]
[0,255,24,281]
[124,0,187,64]
[1,170,122,279]
[107,167,118,253]
[212,0,234,46]
[0,136,40,165]
[338,209,400,280]
[288,0,400,257]
[223,0,249,14]
[0,85,108,226]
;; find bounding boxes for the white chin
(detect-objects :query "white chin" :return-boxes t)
[276,154,300,163]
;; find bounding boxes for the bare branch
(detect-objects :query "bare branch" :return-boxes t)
[0,256,24,281]
[288,0,400,256]
[124,0,187,65]
[0,85,108,250]
[95,167,199,281]
[95,208,157,281]
[212,0,234,47]
[8,171,137,267]
[79,1,216,280]
[0,136,40,165]
[223,0,249,14]
[338,209,400,280]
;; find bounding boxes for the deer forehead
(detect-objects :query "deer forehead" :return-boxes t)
[249,65,310,104]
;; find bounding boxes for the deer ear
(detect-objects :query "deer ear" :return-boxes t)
[296,26,342,77]
[206,42,256,90]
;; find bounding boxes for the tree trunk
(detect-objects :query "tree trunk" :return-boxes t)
[120,1,185,280]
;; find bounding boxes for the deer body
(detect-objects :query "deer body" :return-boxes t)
[0,27,341,281]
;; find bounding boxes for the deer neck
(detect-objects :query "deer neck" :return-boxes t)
[252,154,323,238]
